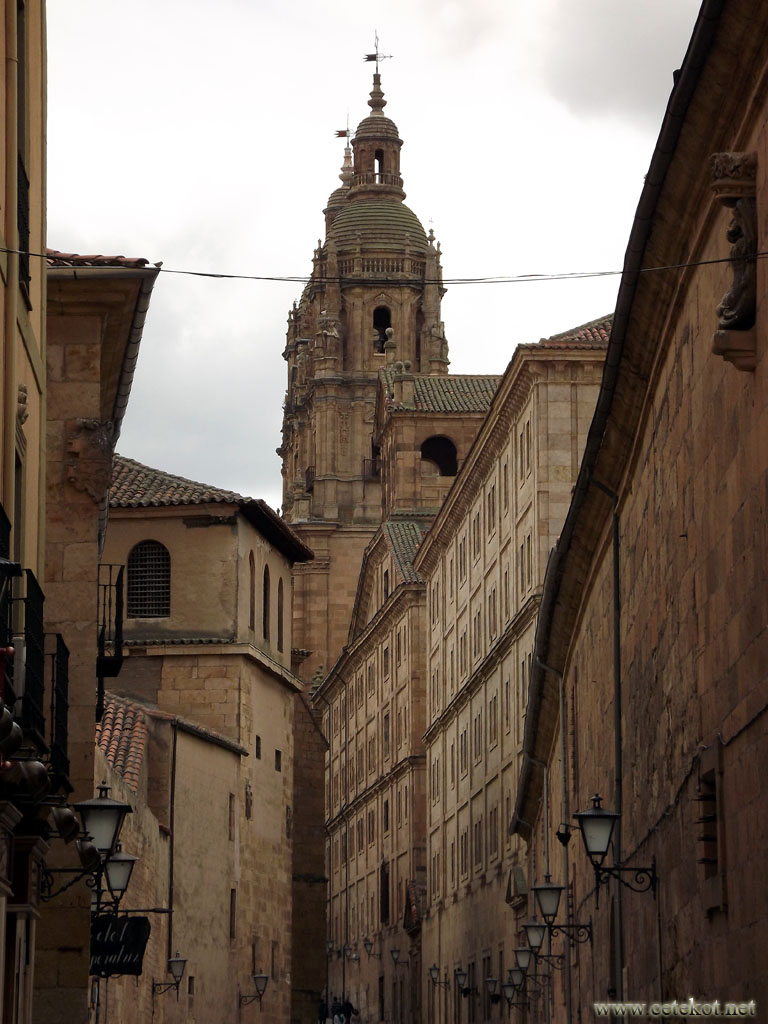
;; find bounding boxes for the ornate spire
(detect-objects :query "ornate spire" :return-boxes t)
[368,73,387,116]
[340,145,353,186]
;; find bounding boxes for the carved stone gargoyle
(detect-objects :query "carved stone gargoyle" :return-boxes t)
[710,151,758,370]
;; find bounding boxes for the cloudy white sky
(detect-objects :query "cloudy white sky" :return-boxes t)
[47,0,702,511]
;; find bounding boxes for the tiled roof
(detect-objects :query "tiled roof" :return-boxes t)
[46,248,152,269]
[381,370,501,413]
[96,694,148,793]
[110,455,313,563]
[111,454,246,507]
[384,518,431,583]
[538,315,612,348]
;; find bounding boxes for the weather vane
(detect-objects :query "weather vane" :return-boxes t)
[363,31,392,74]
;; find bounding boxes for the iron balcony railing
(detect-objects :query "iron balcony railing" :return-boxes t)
[4,569,47,748]
[97,564,124,679]
[47,633,70,789]
[97,564,124,723]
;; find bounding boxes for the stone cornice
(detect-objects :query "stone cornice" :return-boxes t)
[414,348,603,577]
[325,753,427,831]
[423,593,540,744]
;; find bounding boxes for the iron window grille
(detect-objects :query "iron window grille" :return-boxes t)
[127,541,170,618]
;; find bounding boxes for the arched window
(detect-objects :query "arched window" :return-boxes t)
[127,540,170,618]
[262,565,270,641]
[248,552,255,631]
[420,436,458,477]
[373,306,391,353]
[374,148,384,180]
[277,577,284,653]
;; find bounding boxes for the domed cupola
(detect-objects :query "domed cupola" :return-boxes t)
[326,73,429,258]
[350,74,405,200]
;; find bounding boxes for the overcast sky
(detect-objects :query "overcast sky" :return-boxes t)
[47,0,702,511]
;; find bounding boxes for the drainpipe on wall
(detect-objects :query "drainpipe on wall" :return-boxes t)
[168,719,178,961]
[4,0,19,520]
[591,479,623,1003]
[537,658,573,1024]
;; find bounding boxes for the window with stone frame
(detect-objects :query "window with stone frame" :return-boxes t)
[127,540,170,617]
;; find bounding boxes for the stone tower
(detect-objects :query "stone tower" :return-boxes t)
[280,71,448,681]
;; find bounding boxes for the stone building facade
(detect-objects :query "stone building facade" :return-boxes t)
[413,323,608,1024]
[513,1,768,1019]
[99,456,313,1024]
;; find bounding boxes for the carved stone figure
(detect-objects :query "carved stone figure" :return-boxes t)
[66,419,114,501]
[711,151,757,331]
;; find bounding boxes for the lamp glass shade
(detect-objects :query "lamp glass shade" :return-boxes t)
[502,982,516,1002]
[485,977,498,995]
[455,968,467,989]
[253,972,268,997]
[327,940,335,954]
[364,939,373,955]
[103,849,137,895]
[514,947,532,972]
[74,785,132,854]
[390,948,400,964]
[429,964,440,984]
[508,967,524,988]
[574,794,618,864]
[524,922,546,951]
[533,877,563,923]
[168,953,186,983]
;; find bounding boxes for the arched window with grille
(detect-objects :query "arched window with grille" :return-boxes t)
[262,565,270,641]
[127,540,170,618]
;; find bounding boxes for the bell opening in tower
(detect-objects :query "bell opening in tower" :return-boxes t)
[375,148,384,182]
[373,306,391,353]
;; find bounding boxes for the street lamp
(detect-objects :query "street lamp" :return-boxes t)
[532,875,563,924]
[152,952,187,996]
[102,844,137,900]
[240,971,269,1008]
[74,781,132,856]
[391,948,408,967]
[428,964,449,988]
[485,977,501,1004]
[523,921,546,953]
[533,874,593,945]
[574,794,657,895]
[514,947,533,973]
[363,938,381,960]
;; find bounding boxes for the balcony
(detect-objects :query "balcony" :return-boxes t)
[97,564,124,723]
[97,564,124,679]
[6,569,47,750]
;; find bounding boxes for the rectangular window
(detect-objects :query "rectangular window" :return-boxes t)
[503,460,509,510]
[228,793,235,841]
[275,749,282,772]
[526,533,532,587]
[229,888,237,940]
[383,712,390,757]
[383,798,390,833]
[255,735,261,758]
[383,646,390,677]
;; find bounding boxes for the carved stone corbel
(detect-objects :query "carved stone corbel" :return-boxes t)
[65,418,115,501]
[710,151,758,370]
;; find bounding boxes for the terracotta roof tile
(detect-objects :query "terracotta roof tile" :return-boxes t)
[537,315,612,348]
[110,455,313,563]
[95,694,148,794]
[111,454,246,507]
[384,518,431,583]
[46,248,152,269]
[381,371,501,413]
